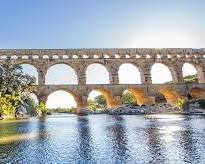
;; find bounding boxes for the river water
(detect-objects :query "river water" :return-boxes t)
[0,114,205,164]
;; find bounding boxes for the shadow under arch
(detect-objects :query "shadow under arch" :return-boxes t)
[45,63,78,84]
[188,87,205,100]
[46,88,82,109]
[88,88,119,108]
[126,87,154,106]
[158,87,181,104]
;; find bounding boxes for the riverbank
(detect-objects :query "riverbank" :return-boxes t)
[79,100,205,116]
[1,101,205,120]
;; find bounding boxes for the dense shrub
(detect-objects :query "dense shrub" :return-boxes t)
[175,98,188,111]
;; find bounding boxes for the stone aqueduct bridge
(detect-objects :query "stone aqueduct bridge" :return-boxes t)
[1,48,205,110]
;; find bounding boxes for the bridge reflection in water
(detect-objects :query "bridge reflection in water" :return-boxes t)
[0,114,205,163]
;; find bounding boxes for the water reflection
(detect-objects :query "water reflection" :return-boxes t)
[0,114,205,163]
[179,118,200,163]
[146,120,166,163]
[76,116,94,163]
[106,115,129,163]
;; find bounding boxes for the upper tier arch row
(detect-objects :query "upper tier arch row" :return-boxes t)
[1,48,205,85]
[0,48,205,60]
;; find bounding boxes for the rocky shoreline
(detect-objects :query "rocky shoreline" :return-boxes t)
[79,101,205,116]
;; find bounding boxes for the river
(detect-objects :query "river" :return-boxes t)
[0,114,205,163]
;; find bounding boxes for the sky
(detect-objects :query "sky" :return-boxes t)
[1,0,204,108]
[0,0,205,48]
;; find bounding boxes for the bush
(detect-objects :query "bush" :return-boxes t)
[175,98,188,111]
[0,95,16,117]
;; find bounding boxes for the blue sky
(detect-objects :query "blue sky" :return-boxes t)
[0,0,204,48]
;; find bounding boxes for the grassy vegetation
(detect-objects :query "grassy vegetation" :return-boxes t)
[183,74,198,83]
[51,108,76,113]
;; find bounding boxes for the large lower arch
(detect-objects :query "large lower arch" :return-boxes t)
[86,63,110,84]
[151,63,172,84]
[158,87,181,104]
[20,64,38,84]
[45,64,78,85]
[88,88,118,108]
[46,90,79,109]
[126,88,154,106]
[118,63,142,84]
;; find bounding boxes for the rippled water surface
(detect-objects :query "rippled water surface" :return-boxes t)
[0,114,205,163]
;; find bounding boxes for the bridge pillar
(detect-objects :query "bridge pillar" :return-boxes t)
[109,63,120,84]
[76,95,88,113]
[171,65,184,83]
[37,94,48,105]
[197,65,205,83]
[110,73,119,84]
[141,67,152,84]
[37,68,46,85]
[78,73,86,85]
[76,68,86,85]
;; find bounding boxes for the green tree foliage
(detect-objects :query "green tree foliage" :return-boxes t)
[51,107,76,113]
[21,94,38,116]
[121,91,137,105]
[94,95,106,108]
[0,59,36,117]
[184,74,198,83]
[175,98,188,111]
[37,102,50,116]
[0,95,16,116]
[87,95,107,111]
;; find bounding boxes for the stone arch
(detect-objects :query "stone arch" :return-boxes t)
[126,87,154,106]
[151,63,173,84]
[86,63,110,84]
[158,87,181,104]
[46,88,82,109]
[118,63,142,84]
[188,87,205,100]
[88,88,118,108]
[182,62,205,83]
[45,63,78,84]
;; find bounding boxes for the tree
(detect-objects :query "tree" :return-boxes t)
[37,102,50,116]
[0,59,35,95]
[21,93,38,116]
[121,91,137,105]
[94,95,106,108]
[87,99,98,111]
[0,95,15,117]
[0,58,36,117]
